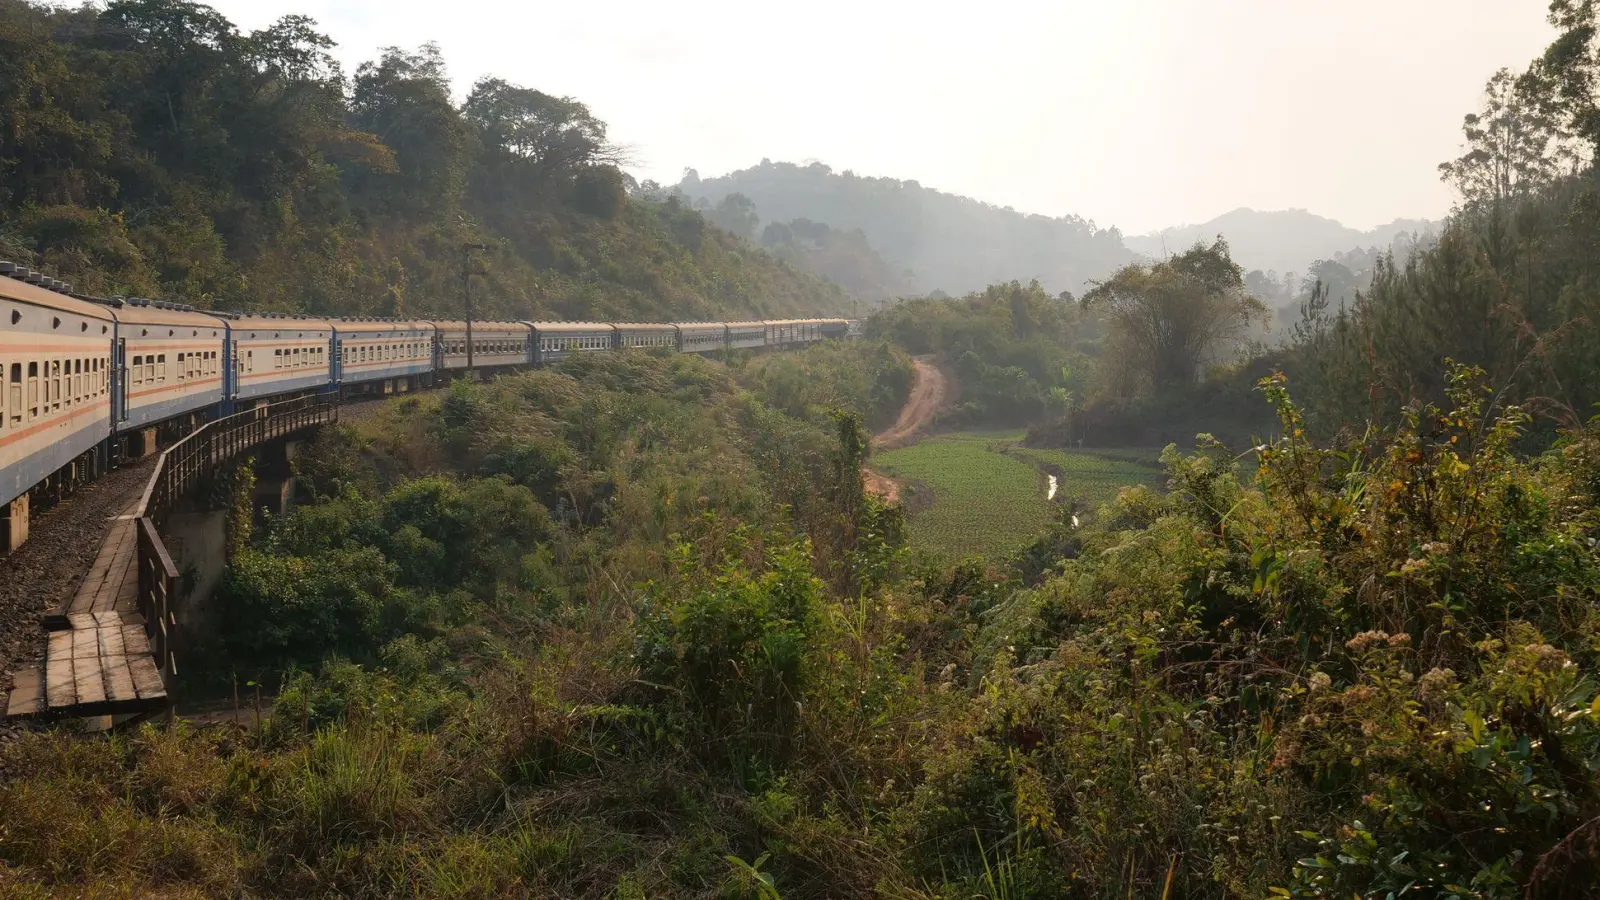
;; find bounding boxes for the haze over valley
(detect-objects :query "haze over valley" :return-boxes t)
[6,2,1600,898]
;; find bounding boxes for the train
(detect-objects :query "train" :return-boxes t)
[0,259,862,549]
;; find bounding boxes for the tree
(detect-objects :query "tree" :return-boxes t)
[461,77,615,182]
[348,43,469,216]
[1084,239,1265,393]
[1439,68,1564,208]
[1520,0,1600,159]
[705,192,758,239]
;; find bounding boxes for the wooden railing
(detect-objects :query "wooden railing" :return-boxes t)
[133,393,338,674]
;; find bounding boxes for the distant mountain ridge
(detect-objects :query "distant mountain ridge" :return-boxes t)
[674,162,1437,302]
[1124,208,1440,279]
[674,161,1138,299]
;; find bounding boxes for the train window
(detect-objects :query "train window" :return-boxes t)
[50,360,61,412]
[273,349,282,370]
[155,353,165,383]
[27,362,38,420]
[4,363,14,428]
[247,350,254,371]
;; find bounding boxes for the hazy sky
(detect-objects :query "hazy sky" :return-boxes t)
[208,0,1555,235]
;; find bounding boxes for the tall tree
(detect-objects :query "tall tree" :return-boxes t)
[1521,0,1600,158]
[348,43,468,217]
[1439,68,1564,208]
[1084,239,1265,393]
[462,77,613,182]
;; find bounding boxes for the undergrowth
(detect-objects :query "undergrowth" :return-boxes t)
[4,358,1600,898]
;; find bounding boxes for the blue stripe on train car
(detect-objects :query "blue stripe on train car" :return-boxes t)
[0,418,106,504]
[120,390,220,430]
[338,359,433,384]
[236,371,330,401]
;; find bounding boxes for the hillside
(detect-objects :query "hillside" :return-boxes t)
[0,1,849,320]
[674,160,1137,298]
[1124,207,1439,278]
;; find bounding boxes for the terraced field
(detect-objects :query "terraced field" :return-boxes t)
[872,433,1164,560]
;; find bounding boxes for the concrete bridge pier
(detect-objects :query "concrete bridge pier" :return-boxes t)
[246,435,314,520]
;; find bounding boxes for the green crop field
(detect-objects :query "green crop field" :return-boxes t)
[873,434,1165,561]
[1006,446,1165,512]
[874,432,1047,560]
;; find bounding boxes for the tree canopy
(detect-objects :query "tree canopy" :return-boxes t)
[1084,239,1266,392]
[0,0,849,319]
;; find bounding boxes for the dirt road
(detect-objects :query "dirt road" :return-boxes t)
[874,357,948,450]
[865,357,951,503]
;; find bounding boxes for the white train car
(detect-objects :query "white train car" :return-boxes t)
[529,322,615,365]
[725,321,766,350]
[0,267,115,528]
[224,313,335,404]
[334,318,435,393]
[613,323,677,352]
[115,300,226,431]
[675,322,727,354]
[433,320,533,371]
[762,319,823,348]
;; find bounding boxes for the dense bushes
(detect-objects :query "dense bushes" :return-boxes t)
[8,350,1600,898]
[743,339,914,430]
[868,280,1093,427]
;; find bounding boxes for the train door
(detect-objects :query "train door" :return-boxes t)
[228,339,240,404]
[114,337,128,423]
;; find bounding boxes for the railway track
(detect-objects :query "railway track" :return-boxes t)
[0,459,156,728]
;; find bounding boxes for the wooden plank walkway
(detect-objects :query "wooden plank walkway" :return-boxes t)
[5,497,168,720]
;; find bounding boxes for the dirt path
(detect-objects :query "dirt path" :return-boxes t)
[875,357,948,451]
[865,357,951,503]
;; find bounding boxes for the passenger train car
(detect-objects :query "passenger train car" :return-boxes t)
[0,259,860,549]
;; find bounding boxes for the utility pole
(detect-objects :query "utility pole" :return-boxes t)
[463,242,486,376]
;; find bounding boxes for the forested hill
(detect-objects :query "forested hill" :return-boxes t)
[0,1,850,321]
[1124,207,1439,278]
[673,160,1138,298]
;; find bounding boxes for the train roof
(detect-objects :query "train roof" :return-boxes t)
[0,266,117,321]
[427,320,531,331]
[723,320,765,329]
[522,321,615,333]
[224,313,335,336]
[113,299,226,334]
[611,321,677,331]
[674,321,728,330]
[330,317,435,334]
[761,318,826,326]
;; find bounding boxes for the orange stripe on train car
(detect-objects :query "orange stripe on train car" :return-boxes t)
[0,399,110,450]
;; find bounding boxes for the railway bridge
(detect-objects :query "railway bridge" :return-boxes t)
[2,395,335,725]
